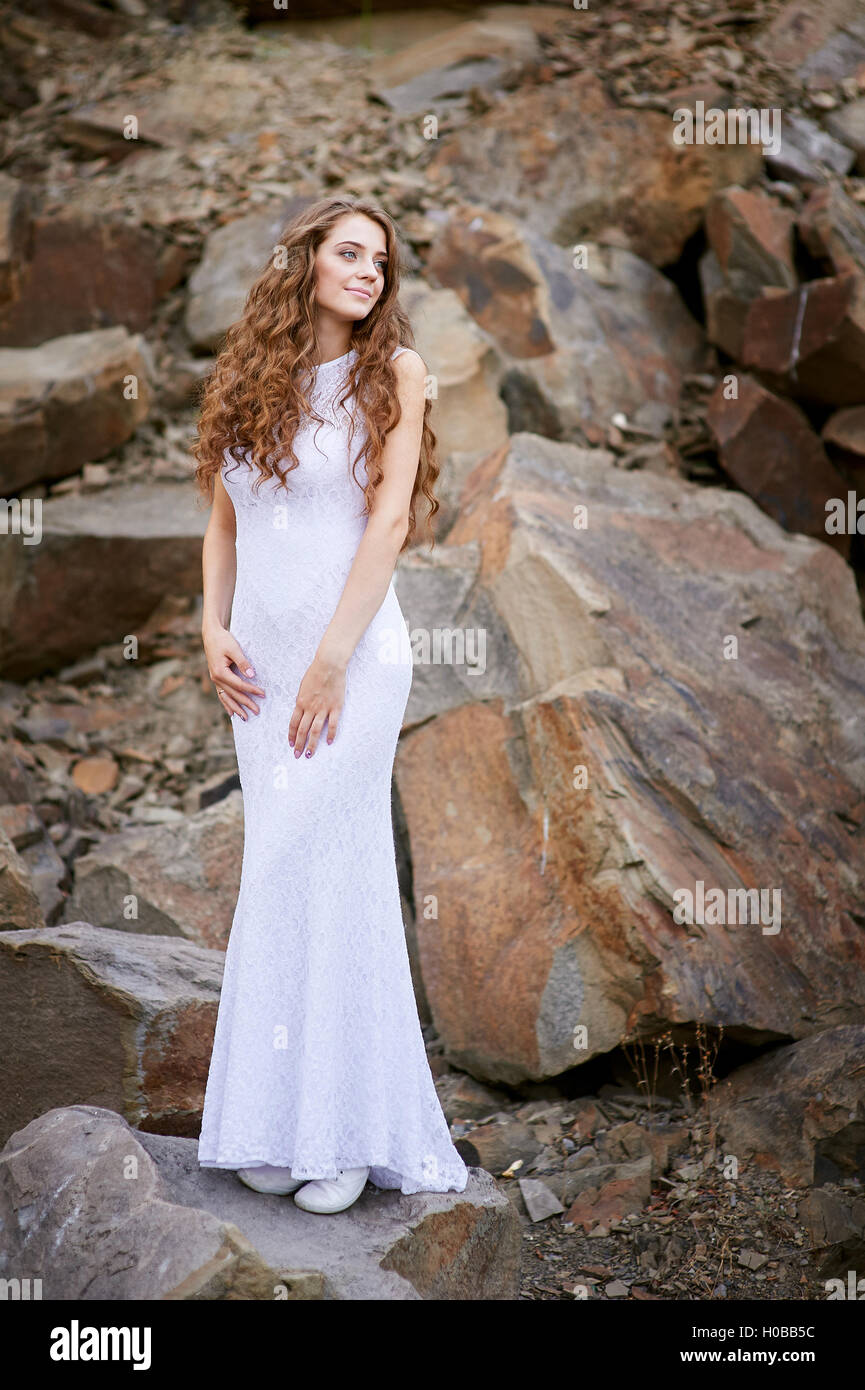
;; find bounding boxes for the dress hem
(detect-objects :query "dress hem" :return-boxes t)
[197,1153,470,1196]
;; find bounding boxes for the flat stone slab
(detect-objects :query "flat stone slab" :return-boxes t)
[0,1106,520,1301]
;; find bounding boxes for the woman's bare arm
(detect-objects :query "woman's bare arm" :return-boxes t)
[316,348,426,669]
[202,471,238,632]
[201,469,266,719]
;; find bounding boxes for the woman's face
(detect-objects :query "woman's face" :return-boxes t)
[312,213,388,322]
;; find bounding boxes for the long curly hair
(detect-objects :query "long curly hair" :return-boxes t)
[190,195,439,551]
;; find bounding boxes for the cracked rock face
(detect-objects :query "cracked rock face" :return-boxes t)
[0,1106,520,1301]
[0,922,224,1147]
[394,433,865,1084]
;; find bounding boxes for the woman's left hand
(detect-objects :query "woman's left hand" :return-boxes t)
[289,653,346,757]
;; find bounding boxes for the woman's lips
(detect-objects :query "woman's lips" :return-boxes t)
[346,287,371,298]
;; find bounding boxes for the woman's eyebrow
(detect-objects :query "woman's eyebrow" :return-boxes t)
[336,240,388,259]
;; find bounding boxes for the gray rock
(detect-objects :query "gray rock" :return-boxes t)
[185,199,311,351]
[518,1176,565,1222]
[826,99,865,173]
[0,824,44,930]
[0,1105,521,1300]
[765,111,856,181]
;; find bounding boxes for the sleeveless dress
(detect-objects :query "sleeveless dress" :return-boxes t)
[197,345,469,1196]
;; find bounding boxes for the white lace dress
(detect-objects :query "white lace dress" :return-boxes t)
[197,345,469,1195]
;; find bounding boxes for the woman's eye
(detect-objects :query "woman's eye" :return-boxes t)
[339,249,385,273]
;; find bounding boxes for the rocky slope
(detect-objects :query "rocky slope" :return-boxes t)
[1,0,864,1300]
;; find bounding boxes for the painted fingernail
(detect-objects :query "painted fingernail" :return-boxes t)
[245,666,255,676]
[305,749,312,758]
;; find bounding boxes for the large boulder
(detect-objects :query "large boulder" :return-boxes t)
[398,276,509,527]
[0,179,187,348]
[185,199,311,351]
[371,15,546,116]
[0,1106,520,1300]
[0,327,152,494]
[706,373,849,551]
[0,923,223,1146]
[424,203,707,443]
[426,71,762,267]
[68,792,243,950]
[712,1026,865,1187]
[0,483,208,680]
[393,433,865,1084]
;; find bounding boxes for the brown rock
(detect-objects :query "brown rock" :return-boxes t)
[424,203,706,441]
[596,1120,690,1176]
[713,1026,865,1186]
[567,1099,610,1144]
[454,1118,542,1177]
[0,922,223,1145]
[797,1186,865,1277]
[705,186,797,296]
[372,16,543,116]
[0,802,43,851]
[427,71,762,267]
[699,247,751,360]
[826,100,865,172]
[706,373,849,550]
[0,824,44,931]
[754,0,862,71]
[0,800,65,928]
[71,756,119,795]
[738,275,865,407]
[0,741,36,805]
[393,434,865,1083]
[563,1155,654,1232]
[798,182,865,279]
[0,198,186,348]
[0,482,208,680]
[823,404,865,467]
[0,327,152,494]
[397,275,509,522]
[68,792,243,949]
[434,1071,511,1124]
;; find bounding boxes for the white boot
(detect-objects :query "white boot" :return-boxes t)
[237,1164,305,1195]
[293,1166,370,1214]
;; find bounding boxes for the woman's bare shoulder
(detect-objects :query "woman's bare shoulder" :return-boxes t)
[391,345,426,377]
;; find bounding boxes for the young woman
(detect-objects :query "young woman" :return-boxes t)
[191,196,469,1214]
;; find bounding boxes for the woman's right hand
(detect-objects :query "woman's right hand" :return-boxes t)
[203,622,266,721]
